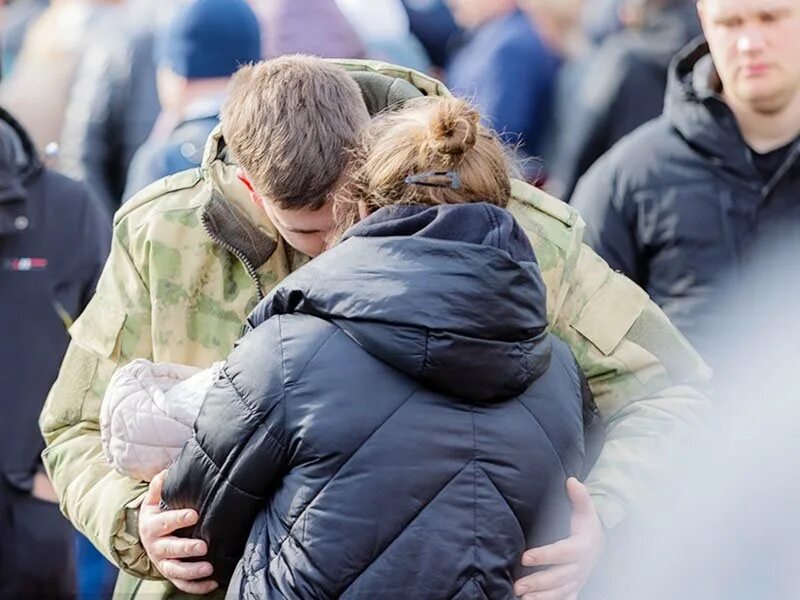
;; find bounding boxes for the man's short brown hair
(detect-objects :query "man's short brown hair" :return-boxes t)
[221,55,370,210]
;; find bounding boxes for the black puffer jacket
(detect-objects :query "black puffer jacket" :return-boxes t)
[572,38,800,357]
[163,203,596,599]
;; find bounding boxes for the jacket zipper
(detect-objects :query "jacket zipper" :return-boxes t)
[718,190,741,279]
[761,144,800,202]
[201,216,265,302]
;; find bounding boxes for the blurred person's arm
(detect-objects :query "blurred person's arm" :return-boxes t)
[59,38,123,212]
[548,54,620,201]
[473,41,556,157]
[39,213,160,578]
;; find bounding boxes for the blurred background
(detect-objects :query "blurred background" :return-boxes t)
[0,0,702,210]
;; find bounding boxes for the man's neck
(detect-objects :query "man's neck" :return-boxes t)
[726,92,800,153]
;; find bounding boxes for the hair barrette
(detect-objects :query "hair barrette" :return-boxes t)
[404,171,462,190]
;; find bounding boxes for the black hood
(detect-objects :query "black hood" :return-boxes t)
[249,203,551,403]
[624,1,701,71]
[0,106,40,204]
[664,37,764,179]
[0,107,43,234]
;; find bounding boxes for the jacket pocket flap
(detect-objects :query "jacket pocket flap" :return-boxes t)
[69,302,127,360]
[571,273,648,356]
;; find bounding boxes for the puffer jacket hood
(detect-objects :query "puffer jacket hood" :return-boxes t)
[248,202,551,402]
[664,37,758,179]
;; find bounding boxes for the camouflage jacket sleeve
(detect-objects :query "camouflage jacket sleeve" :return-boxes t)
[509,184,712,529]
[556,244,711,528]
[39,215,160,579]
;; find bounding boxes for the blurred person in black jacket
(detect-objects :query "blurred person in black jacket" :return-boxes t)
[548,0,700,200]
[123,0,262,201]
[0,106,110,599]
[58,0,180,212]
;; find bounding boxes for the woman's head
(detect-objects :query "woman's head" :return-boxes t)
[332,97,515,240]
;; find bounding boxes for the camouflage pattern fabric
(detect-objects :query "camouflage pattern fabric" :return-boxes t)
[40,61,710,600]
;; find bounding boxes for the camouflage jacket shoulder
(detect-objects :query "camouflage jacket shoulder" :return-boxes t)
[93,146,299,367]
[507,180,584,323]
[116,168,206,229]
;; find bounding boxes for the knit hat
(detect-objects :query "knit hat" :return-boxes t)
[158,0,262,79]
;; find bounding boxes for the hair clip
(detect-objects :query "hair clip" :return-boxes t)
[404,171,462,190]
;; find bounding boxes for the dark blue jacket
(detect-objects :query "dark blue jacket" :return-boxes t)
[0,107,110,487]
[572,38,800,359]
[0,107,109,595]
[401,0,460,68]
[446,11,559,159]
[163,203,598,598]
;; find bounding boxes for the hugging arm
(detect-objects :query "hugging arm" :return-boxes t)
[161,317,290,585]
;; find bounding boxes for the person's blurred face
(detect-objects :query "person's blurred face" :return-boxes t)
[238,171,335,258]
[698,0,800,114]
[445,0,517,28]
[518,0,585,55]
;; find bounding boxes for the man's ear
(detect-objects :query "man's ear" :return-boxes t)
[237,169,261,207]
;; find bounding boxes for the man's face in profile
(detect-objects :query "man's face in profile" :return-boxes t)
[258,197,335,259]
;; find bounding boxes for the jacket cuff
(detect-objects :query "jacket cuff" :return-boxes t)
[112,491,163,580]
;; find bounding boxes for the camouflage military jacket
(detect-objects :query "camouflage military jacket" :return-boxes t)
[40,61,710,600]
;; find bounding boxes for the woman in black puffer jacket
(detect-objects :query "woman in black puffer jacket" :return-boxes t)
[162,97,600,599]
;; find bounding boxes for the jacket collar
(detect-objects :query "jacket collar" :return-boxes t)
[198,126,282,269]
[201,189,278,269]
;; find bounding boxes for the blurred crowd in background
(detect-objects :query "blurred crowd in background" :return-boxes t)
[1,0,799,598]
[0,0,701,209]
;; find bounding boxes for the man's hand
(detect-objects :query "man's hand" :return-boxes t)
[139,471,219,595]
[514,478,605,600]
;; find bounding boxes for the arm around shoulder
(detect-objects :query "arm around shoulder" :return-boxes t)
[162,316,290,585]
[551,241,711,529]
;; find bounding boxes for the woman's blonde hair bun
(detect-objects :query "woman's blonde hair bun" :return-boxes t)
[428,98,480,159]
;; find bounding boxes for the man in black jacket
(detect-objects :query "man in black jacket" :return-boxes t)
[573,0,800,360]
[0,107,111,598]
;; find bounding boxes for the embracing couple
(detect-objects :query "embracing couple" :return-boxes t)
[40,56,709,600]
